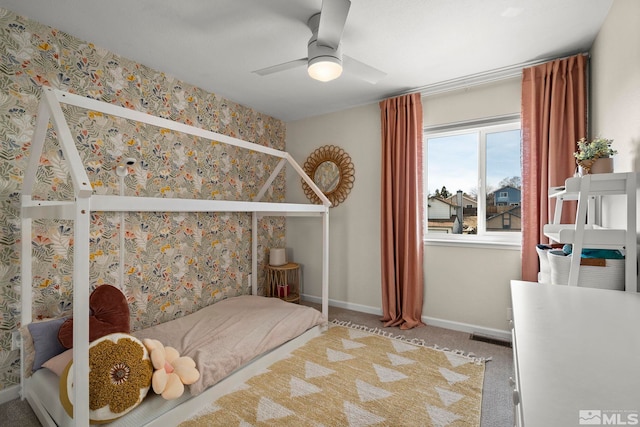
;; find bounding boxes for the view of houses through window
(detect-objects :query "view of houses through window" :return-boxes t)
[424,120,521,239]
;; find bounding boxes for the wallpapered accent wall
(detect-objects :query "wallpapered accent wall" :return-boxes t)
[0,8,287,390]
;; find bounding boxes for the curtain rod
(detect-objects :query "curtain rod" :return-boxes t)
[392,52,589,98]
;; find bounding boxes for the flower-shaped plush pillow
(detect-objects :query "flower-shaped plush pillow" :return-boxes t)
[58,284,130,348]
[60,333,153,423]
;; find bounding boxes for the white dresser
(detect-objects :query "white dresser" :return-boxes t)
[511,280,640,427]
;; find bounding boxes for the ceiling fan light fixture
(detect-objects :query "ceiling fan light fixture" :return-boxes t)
[308,56,343,82]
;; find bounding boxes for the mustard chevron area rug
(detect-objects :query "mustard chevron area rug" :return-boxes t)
[180,321,486,427]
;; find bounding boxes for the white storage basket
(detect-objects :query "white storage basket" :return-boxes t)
[547,250,625,290]
[536,246,552,284]
[536,244,564,284]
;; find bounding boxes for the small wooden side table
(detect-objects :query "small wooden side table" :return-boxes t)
[265,262,300,303]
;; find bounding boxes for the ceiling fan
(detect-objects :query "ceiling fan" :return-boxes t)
[252,0,386,84]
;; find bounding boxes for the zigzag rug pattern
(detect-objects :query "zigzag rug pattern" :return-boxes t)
[181,323,485,426]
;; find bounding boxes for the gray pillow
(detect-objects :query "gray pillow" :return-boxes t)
[27,317,68,371]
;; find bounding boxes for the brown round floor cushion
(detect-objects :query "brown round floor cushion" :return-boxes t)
[58,284,130,348]
[60,333,152,423]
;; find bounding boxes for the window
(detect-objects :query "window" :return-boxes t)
[424,117,521,244]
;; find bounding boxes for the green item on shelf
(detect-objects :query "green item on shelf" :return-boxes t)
[562,244,624,259]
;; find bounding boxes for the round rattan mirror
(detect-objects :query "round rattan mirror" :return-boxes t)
[302,145,355,207]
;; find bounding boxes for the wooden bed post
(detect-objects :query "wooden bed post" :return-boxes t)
[19,213,32,399]
[44,86,93,427]
[322,210,329,319]
[72,196,91,427]
[19,96,48,399]
[252,212,258,295]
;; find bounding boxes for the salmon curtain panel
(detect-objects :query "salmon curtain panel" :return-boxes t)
[521,54,588,282]
[379,93,425,330]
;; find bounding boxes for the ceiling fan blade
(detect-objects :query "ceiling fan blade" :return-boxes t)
[343,55,386,84]
[252,58,308,76]
[317,0,351,48]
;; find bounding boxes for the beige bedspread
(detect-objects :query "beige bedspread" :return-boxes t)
[132,295,326,395]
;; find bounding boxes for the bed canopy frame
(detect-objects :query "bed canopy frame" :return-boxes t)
[21,86,331,426]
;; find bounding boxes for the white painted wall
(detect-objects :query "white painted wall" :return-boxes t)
[424,78,522,126]
[590,0,640,289]
[286,78,522,336]
[591,0,640,174]
[286,104,383,313]
[422,78,522,336]
[423,244,520,334]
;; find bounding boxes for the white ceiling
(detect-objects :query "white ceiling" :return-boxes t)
[0,0,613,122]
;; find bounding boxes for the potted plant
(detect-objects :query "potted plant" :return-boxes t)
[574,137,617,174]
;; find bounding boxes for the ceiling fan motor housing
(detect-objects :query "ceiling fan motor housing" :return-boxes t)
[307,39,342,81]
[306,11,343,81]
[308,39,342,64]
[307,12,342,63]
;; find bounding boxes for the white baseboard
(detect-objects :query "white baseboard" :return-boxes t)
[422,316,512,342]
[302,293,511,342]
[301,294,382,316]
[0,384,20,405]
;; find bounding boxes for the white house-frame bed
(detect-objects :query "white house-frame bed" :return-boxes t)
[21,86,331,426]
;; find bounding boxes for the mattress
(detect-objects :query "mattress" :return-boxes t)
[25,295,326,426]
[132,295,327,395]
[27,368,190,427]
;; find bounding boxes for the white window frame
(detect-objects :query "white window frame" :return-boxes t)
[423,115,522,248]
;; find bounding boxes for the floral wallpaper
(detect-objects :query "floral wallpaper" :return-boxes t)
[0,8,287,390]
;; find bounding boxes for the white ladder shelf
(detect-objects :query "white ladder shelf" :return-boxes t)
[543,172,638,291]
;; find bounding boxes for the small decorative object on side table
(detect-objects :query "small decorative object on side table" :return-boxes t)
[265,262,300,303]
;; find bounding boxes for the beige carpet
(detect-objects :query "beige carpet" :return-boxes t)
[180,321,485,427]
